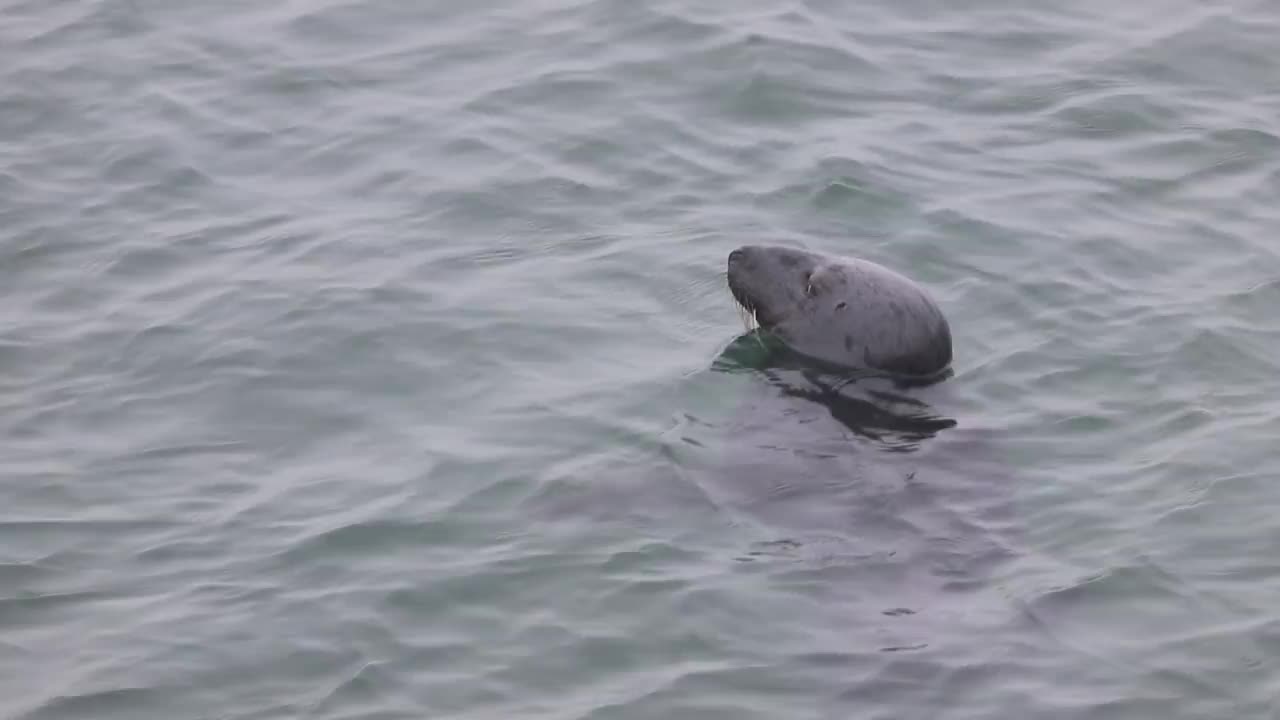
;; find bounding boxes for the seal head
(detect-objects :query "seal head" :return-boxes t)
[727,244,951,377]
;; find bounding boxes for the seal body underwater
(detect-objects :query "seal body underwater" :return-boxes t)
[727,244,952,378]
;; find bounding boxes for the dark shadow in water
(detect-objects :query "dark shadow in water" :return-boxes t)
[712,331,957,451]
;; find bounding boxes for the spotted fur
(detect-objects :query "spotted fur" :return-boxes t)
[727,245,951,377]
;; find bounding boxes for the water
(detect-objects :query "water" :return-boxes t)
[3,0,1279,717]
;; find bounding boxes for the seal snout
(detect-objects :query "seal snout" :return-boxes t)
[726,247,757,315]
[729,244,774,266]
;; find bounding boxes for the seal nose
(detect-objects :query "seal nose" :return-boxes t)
[728,247,748,268]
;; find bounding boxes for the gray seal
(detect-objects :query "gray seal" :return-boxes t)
[727,244,952,378]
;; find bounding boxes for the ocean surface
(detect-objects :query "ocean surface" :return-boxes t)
[3,0,1279,717]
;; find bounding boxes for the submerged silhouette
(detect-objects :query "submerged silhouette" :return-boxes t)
[713,331,956,451]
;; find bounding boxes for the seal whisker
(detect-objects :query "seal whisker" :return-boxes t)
[742,304,758,333]
[731,287,758,333]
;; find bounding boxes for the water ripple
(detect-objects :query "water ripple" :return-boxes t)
[3,0,1280,718]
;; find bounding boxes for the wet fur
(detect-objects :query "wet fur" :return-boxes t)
[727,245,952,378]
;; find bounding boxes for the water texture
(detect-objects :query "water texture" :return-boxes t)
[2,0,1279,717]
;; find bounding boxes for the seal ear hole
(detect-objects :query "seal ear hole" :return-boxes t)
[835,301,847,311]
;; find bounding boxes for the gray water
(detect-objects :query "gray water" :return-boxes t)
[3,1,1280,717]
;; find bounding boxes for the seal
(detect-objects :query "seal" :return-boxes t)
[727,244,952,378]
